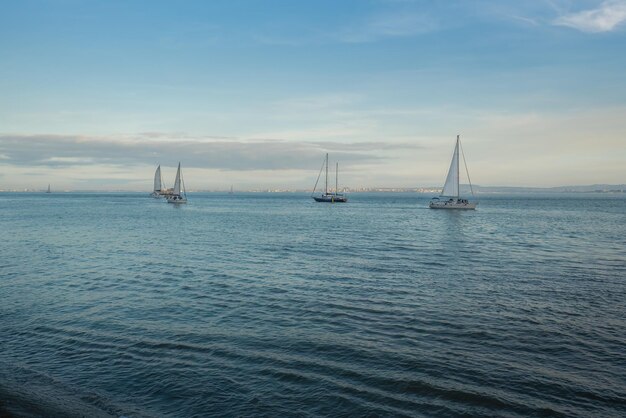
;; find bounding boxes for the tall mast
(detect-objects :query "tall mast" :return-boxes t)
[456,135,460,199]
[325,153,328,195]
[336,162,338,195]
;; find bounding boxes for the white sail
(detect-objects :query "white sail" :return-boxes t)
[173,163,181,195]
[153,165,162,192]
[441,136,459,197]
[430,135,476,209]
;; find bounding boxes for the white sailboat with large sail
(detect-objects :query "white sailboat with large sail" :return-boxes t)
[150,165,164,198]
[429,135,477,209]
[166,162,187,204]
[46,184,51,194]
[312,153,347,203]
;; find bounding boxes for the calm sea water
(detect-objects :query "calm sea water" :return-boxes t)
[1,192,625,417]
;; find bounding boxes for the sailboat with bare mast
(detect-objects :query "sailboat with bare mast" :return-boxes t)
[429,135,477,209]
[312,153,347,203]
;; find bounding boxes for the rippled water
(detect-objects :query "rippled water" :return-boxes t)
[1,192,625,417]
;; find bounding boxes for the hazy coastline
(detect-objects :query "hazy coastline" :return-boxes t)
[1,184,624,194]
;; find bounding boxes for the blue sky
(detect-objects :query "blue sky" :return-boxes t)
[1,0,625,190]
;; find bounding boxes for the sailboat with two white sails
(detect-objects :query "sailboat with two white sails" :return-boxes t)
[429,135,477,209]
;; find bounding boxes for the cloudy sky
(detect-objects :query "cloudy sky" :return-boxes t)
[1,0,625,190]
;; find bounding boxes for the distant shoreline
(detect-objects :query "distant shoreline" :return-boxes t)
[1,186,625,194]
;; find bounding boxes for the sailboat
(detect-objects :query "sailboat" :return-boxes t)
[150,165,164,198]
[312,153,348,203]
[166,162,188,204]
[46,184,51,194]
[229,185,233,195]
[429,135,477,209]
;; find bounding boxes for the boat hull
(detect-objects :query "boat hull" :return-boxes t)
[166,195,187,204]
[429,199,476,210]
[313,194,348,203]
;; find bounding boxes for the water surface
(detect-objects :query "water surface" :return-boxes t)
[1,192,625,417]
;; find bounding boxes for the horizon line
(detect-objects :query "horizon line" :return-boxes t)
[2,184,625,194]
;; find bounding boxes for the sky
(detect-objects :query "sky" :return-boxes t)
[1,0,625,191]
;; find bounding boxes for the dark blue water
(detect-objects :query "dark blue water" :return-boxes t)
[1,192,625,417]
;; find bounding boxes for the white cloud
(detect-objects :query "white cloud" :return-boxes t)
[271,93,362,111]
[553,0,626,32]
[44,156,96,164]
[0,134,418,170]
[337,12,439,43]
[2,103,625,190]
[0,134,425,190]
[253,11,439,46]
[508,14,540,26]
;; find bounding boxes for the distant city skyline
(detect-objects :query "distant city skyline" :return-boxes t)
[1,0,625,190]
